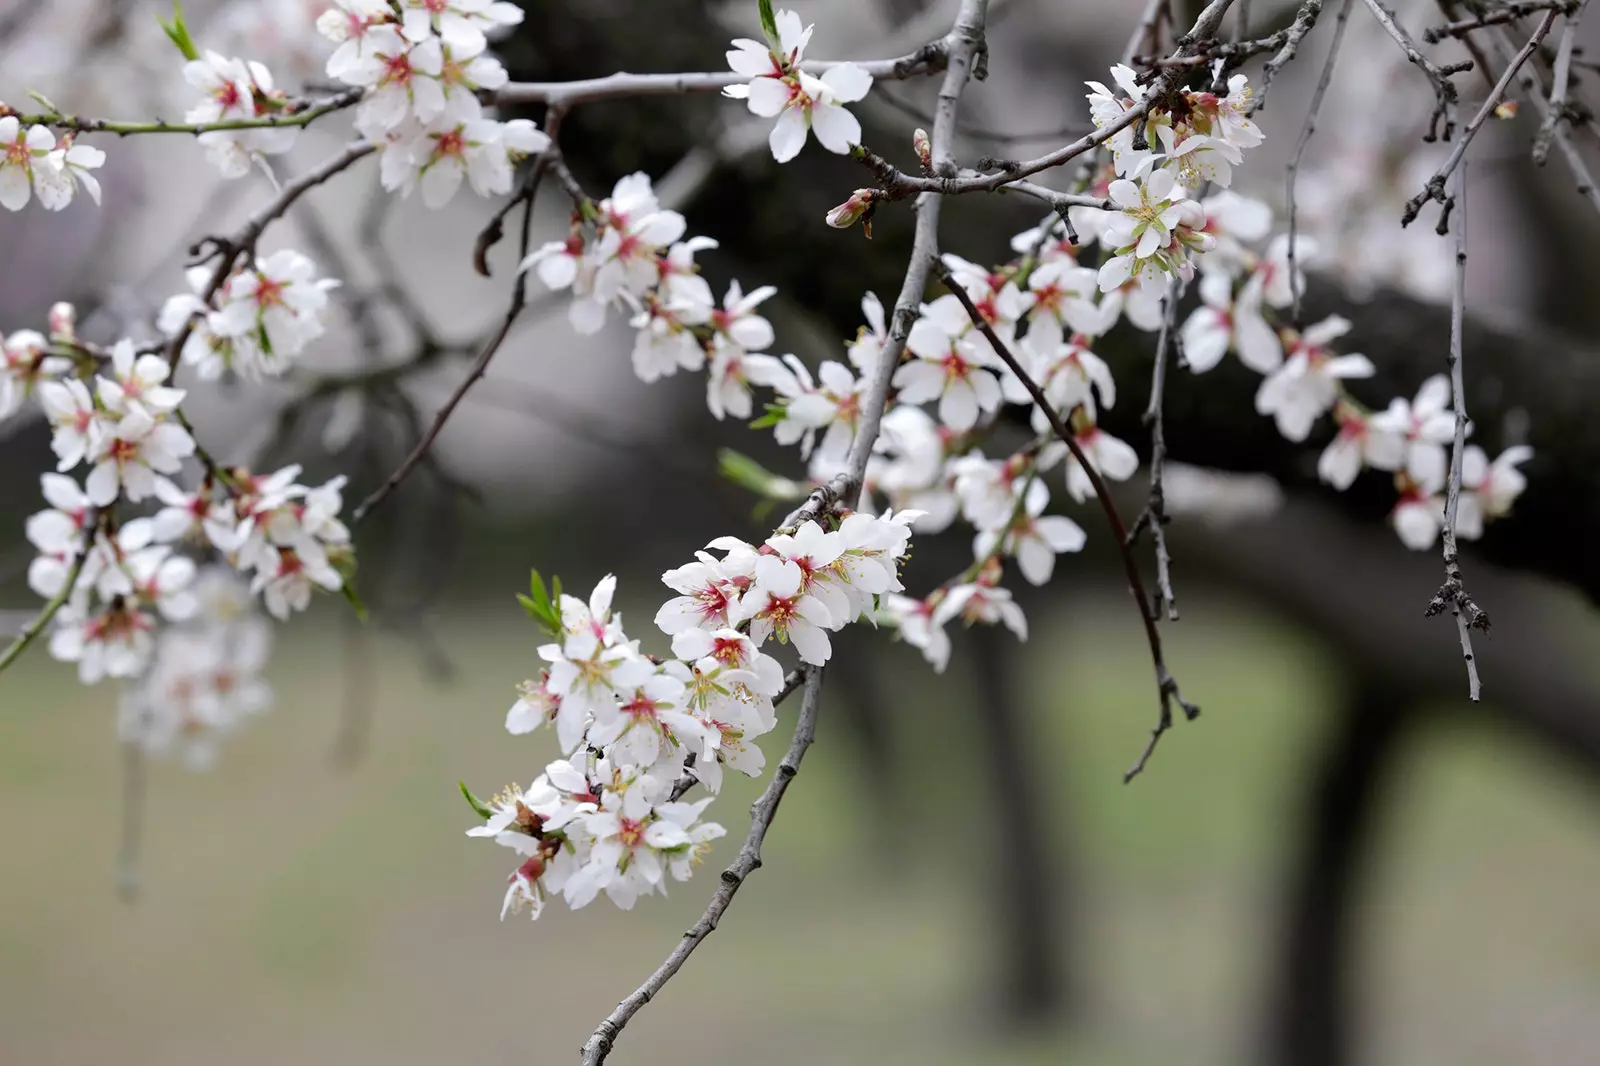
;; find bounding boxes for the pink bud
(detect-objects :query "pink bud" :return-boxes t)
[48,302,76,342]
[825,188,877,234]
[913,128,932,174]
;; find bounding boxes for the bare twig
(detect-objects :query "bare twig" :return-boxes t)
[1401,7,1559,226]
[580,666,827,1066]
[1253,0,1328,113]
[1483,23,1600,214]
[1134,280,1185,621]
[352,148,553,524]
[1426,157,1487,699]
[1286,0,1356,324]
[12,88,364,137]
[932,263,1199,782]
[1533,0,1589,165]
[1424,0,1569,42]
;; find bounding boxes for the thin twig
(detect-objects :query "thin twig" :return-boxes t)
[1426,156,1487,699]
[1401,7,1559,226]
[1482,23,1600,215]
[1252,0,1328,113]
[580,666,827,1066]
[1424,0,1569,42]
[1533,0,1588,165]
[12,88,364,137]
[932,264,1198,782]
[1286,0,1355,325]
[0,535,92,676]
[1135,280,1185,621]
[351,149,553,525]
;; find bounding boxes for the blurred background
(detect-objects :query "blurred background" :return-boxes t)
[4,1,1600,1065]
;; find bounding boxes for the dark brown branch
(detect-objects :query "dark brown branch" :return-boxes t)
[933,263,1199,783]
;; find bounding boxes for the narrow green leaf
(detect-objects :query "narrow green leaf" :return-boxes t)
[757,0,782,52]
[717,448,805,501]
[459,781,495,820]
[157,1,202,62]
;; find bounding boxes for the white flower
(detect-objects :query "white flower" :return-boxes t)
[1084,64,1150,177]
[40,137,105,209]
[1367,374,1457,493]
[705,343,785,421]
[950,454,1018,532]
[934,581,1028,641]
[1050,424,1140,503]
[348,26,447,138]
[973,479,1086,585]
[506,673,562,735]
[398,0,522,54]
[382,117,548,208]
[782,360,863,465]
[1317,404,1405,490]
[36,376,101,471]
[84,406,195,506]
[49,592,156,684]
[210,250,339,375]
[25,474,93,598]
[184,52,297,177]
[894,299,1003,432]
[318,0,396,80]
[847,292,890,373]
[588,669,702,770]
[732,552,837,664]
[96,339,185,417]
[1,329,70,417]
[1180,269,1281,374]
[1254,316,1375,442]
[1392,488,1446,551]
[0,117,58,211]
[1097,169,1208,295]
[883,594,951,672]
[723,8,873,162]
[249,539,344,620]
[1465,444,1532,522]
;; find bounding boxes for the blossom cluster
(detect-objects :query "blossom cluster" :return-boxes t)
[158,249,339,381]
[314,0,551,208]
[468,508,918,919]
[6,290,351,696]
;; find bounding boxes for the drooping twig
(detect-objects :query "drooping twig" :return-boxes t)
[1425,157,1487,701]
[932,264,1199,782]
[11,87,364,137]
[578,4,990,1060]
[351,148,553,525]
[1360,0,1466,143]
[1401,7,1559,226]
[1133,279,1185,621]
[1532,0,1589,166]
[1285,0,1355,326]
[580,666,827,1066]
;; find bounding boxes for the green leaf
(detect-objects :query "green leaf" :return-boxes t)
[458,781,495,821]
[333,555,368,622]
[157,1,202,62]
[757,0,782,53]
[717,448,805,502]
[520,569,566,637]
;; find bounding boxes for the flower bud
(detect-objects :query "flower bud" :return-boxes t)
[48,302,76,342]
[825,188,877,235]
[913,128,932,174]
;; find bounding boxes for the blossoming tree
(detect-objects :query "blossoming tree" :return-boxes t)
[0,0,1591,1060]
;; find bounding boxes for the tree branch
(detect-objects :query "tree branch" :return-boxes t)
[932,263,1199,782]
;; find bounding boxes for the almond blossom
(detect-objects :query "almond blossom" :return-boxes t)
[723,8,872,162]
[1254,316,1375,442]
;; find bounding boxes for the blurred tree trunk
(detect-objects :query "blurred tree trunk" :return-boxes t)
[1263,673,1414,1066]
